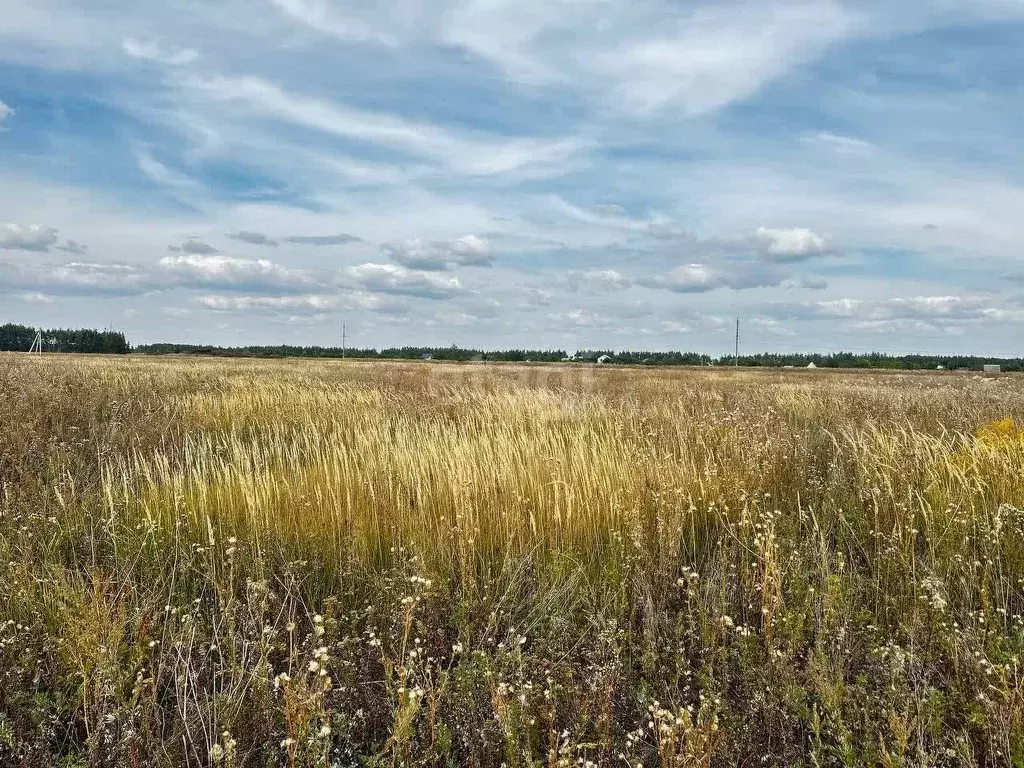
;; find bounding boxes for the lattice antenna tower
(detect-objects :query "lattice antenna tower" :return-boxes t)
[734,317,740,367]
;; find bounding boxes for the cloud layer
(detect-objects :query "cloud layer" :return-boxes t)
[2,1,1024,353]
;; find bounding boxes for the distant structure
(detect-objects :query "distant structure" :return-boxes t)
[597,354,612,365]
[983,364,1001,373]
[28,329,43,354]
[806,362,817,369]
[734,317,740,367]
[936,365,946,370]
[421,353,433,361]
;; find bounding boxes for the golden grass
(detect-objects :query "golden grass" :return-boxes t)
[2,354,1024,766]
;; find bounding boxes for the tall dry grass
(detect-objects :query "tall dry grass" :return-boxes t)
[2,354,1024,766]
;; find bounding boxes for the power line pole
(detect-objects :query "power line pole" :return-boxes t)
[28,329,42,354]
[734,317,740,367]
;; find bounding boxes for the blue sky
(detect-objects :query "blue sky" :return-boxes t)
[2,0,1023,354]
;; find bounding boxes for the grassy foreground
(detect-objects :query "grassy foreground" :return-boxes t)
[2,355,1024,767]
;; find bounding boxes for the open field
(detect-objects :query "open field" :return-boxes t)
[2,355,1024,767]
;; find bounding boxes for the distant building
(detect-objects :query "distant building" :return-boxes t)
[806,362,817,369]
[597,354,612,364]
[936,365,946,370]
[983,364,1001,373]
[421,353,433,360]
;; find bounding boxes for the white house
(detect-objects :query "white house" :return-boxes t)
[983,364,1001,373]
[806,362,817,369]
[597,354,612,364]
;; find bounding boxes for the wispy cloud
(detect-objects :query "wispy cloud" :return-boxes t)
[283,234,363,246]
[122,38,199,66]
[228,231,279,246]
[168,239,219,255]
[180,75,590,177]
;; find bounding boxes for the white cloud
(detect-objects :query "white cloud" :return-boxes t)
[0,100,12,125]
[548,308,608,328]
[198,294,341,312]
[341,262,463,299]
[0,260,154,295]
[0,223,59,252]
[159,253,312,291]
[748,317,794,336]
[655,264,724,293]
[658,320,691,334]
[122,38,199,66]
[383,235,493,271]
[446,235,492,265]
[751,227,830,261]
[575,269,631,291]
[643,258,792,293]
[777,295,1023,327]
[19,291,54,304]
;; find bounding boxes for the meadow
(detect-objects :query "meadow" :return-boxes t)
[1,354,1023,767]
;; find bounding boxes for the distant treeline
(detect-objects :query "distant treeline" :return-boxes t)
[730,352,1024,372]
[134,343,569,362]
[5,325,1021,370]
[0,323,130,354]
[131,344,1023,371]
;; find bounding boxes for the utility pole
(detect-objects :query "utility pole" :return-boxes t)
[28,329,42,354]
[342,321,346,360]
[734,317,740,367]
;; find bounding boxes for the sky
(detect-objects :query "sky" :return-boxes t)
[1,0,1023,355]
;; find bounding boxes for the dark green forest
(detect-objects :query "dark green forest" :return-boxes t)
[0,323,130,354]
